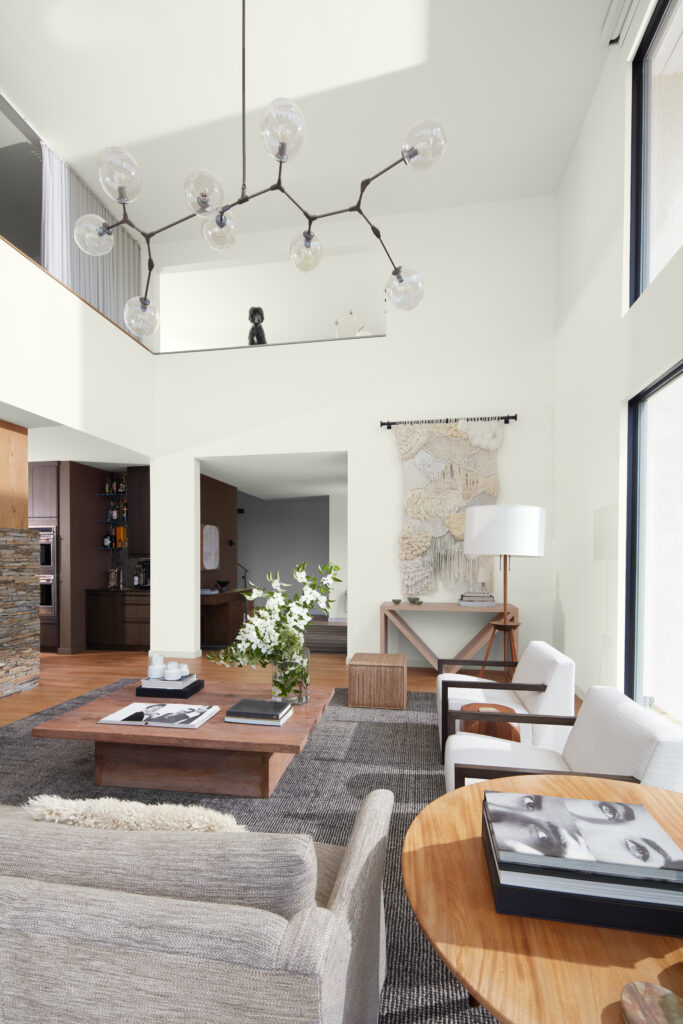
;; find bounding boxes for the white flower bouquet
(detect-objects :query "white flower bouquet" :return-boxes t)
[207,562,341,702]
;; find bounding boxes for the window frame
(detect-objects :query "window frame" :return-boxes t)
[629,0,680,305]
[625,358,683,698]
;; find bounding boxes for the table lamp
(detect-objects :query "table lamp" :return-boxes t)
[463,504,546,673]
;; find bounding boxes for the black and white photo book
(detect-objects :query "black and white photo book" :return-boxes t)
[481,791,683,934]
[98,702,220,729]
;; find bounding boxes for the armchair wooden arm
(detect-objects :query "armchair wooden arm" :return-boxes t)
[440,678,549,760]
[453,764,639,789]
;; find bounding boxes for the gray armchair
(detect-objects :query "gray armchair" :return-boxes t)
[0,789,394,1024]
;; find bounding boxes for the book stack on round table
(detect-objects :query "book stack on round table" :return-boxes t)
[224,699,293,726]
[481,790,683,935]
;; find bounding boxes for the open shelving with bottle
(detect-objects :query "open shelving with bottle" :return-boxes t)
[99,472,128,551]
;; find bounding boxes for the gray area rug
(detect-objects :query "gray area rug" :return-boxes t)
[0,683,497,1024]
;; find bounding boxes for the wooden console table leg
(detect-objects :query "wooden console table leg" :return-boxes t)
[478,630,495,677]
[380,607,388,654]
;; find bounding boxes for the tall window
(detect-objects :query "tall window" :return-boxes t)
[626,362,683,721]
[630,0,683,303]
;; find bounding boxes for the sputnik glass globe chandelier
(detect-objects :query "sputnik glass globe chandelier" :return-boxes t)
[73,0,446,338]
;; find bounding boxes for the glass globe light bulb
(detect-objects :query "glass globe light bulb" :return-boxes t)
[402,119,447,171]
[123,296,159,337]
[385,266,424,310]
[73,213,114,256]
[290,231,322,271]
[97,147,142,203]
[261,98,306,162]
[202,211,237,251]
[184,170,224,217]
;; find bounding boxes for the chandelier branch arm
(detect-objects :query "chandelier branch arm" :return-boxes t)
[356,208,398,271]
[310,205,358,224]
[275,182,313,227]
[147,212,201,240]
[142,240,155,302]
[358,155,406,202]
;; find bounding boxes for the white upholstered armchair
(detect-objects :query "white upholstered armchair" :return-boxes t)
[444,685,683,792]
[437,640,576,759]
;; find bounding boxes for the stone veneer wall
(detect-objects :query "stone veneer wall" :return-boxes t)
[0,528,39,696]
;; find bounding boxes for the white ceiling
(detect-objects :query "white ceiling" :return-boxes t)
[200,453,348,500]
[0,0,610,247]
[7,0,610,499]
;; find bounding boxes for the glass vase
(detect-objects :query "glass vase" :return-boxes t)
[272,646,310,705]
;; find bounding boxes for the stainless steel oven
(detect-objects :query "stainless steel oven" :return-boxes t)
[39,526,56,574]
[39,574,57,618]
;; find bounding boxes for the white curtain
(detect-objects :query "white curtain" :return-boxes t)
[41,144,141,332]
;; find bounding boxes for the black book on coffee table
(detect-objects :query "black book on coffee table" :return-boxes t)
[225,699,291,720]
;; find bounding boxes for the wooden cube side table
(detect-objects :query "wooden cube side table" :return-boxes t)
[348,653,407,709]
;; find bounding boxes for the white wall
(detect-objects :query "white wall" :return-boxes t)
[0,240,154,455]
[150,197,558,662]
[328,492,348,622]
[555,39,683,696]
[159,249,386,350]
[0,191,558,666]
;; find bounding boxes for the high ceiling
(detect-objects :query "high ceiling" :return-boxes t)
[0,0,610,250]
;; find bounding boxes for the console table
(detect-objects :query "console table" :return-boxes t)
[402,775,683,1024]
[379,601,518,672]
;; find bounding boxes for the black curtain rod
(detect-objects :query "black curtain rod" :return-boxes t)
[380,414,517,430]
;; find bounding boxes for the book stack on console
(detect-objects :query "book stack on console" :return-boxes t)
[136,674,205,699]
[459,592,496,606]
[481,791,683,935]
[224,699,293,727]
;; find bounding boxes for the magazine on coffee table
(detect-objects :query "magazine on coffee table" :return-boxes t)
[98,702,220,729]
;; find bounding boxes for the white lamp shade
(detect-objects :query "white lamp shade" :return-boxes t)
[463,505,546,557]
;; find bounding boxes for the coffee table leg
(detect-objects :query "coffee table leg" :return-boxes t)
[94,741,294,797]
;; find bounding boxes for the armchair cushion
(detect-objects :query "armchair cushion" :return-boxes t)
[444,732,567,791]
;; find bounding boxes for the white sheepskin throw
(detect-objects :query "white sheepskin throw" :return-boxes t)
[23,795,247,833]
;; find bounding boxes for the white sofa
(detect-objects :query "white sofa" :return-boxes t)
[437,640,575,755]
[444,685,683,792]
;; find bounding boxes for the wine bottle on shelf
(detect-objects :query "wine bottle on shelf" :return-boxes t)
[111,501,118,521]
[104,474,111,495]
[112,473,118,494]
[121,499,128,523]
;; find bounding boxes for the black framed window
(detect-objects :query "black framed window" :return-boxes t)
[630,0,683,305]
[625,359,683,721]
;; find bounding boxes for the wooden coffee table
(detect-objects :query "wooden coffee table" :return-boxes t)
[402,775,683,1024]
[32,679,335,798]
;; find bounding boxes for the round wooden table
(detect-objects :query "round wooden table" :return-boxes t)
[402,775,683,1024]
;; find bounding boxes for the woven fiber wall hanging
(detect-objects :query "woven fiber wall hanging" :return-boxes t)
[396,420,505,595]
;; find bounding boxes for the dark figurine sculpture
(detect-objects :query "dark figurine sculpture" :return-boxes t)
[248,306,267,346]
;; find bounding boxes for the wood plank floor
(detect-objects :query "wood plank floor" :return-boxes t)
[0,651,438,727]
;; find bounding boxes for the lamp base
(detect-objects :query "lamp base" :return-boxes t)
[479,620,520,681]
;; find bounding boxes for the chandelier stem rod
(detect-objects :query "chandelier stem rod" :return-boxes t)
[241,0,247,199]
[357,208,398,270]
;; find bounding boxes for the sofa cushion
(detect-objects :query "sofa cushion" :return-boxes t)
[314,841,345,907]
[0,805,316,920]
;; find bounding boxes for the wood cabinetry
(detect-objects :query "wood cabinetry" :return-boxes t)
[28,461,58,521]
[126,466,150,555]
[200,590,249,647]
[86,589,150,649]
